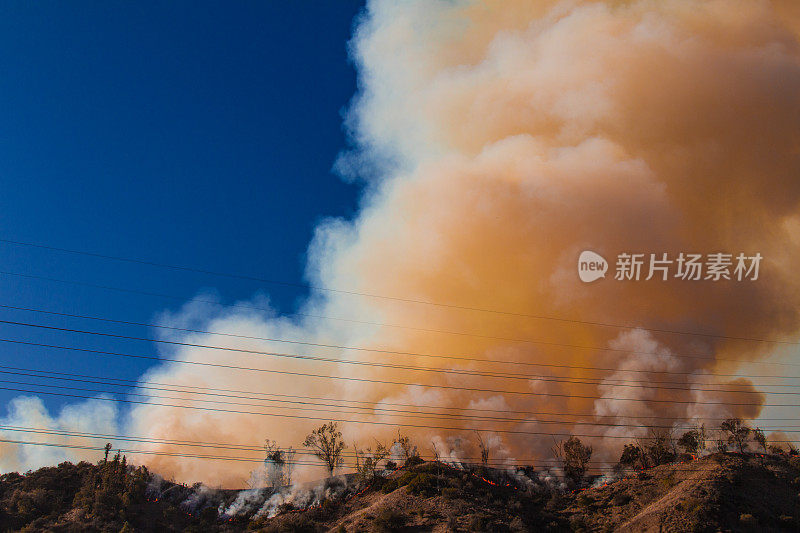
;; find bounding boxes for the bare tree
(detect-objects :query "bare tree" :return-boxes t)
[553,436,592,484]
[354,440,388,482]
[619,443,645,469]
[643,427,676,466]
[264,439,284,487]
[698,424,708,451]
[263,439,296,487]
[430,440,441,462]
[371,442,391,479]
[629,428,676,468]
[678,430,701,454]
[353,442,362,474]
[395,429,419,463]
[372,441,389,472]
[715,436,727,453]
[720,418,751,454]
[753,428,767,454]
[475,431,490,467]
[303,422,346,476]
[283,447,296,485]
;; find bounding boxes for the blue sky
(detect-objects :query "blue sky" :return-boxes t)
[0,1,365,414]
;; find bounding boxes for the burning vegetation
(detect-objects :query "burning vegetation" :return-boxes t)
[2,1,800,532]
[1,419,800,531]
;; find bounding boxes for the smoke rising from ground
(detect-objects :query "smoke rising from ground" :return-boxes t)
[4,0,800,486]
[0,396,119,472]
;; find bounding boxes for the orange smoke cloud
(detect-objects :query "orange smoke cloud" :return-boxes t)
[108,0,800,486]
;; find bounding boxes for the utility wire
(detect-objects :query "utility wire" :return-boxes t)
[0,427,795,463]
[1,383,800,440]
[3,377,799,431]
[0,436,791,479]
[3,302,800,380]
[4,269,798,373]
[2,362,798,422]
[1,238,797,346]
[3,318,800,395]
[0,425,728,464]
[2,335,800,406]
[1,270,617,350]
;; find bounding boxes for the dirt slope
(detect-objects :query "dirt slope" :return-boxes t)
[563,454,800,532]
[1,453,799,532]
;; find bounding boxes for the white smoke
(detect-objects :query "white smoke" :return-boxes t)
[0,396,118,471]
[4,0,800,488]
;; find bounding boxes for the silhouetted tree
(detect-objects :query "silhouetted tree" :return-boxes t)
[475,432,490,467]
[394,430,419,463]
[303,422,346,476]
[619,443,645,468]
[354,441,389,481]
[753,428,767,454]
[715,436,727,453]
[554,436,592,484]
[678,430,701,454]
[263,439,296,487]
[430,440,441,462]
[720,418,751,453]
[640,428,676,466]
[73,453,148,522]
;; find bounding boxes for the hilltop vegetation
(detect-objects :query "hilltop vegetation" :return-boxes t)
[1,452,800,532]
[0,454,234,532]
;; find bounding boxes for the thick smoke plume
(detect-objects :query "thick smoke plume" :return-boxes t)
[5,0,800,486]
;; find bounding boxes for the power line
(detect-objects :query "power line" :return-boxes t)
[0,425,692,464]
[4,377,799,431]
[4,302,800,381]
[5,269,799,374]
[2,380,800,442]
[1,425,798,461]
[0,436,318,466]
[2,335,800,406]
[0,269,602,350]
[0,426,793,467]
[4,318,800,397]
[3,362,798,423]
[0,316,797,393]
[0,436,792,480]
[2,238,797,346]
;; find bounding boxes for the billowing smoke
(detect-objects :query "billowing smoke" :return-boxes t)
[0,396,119,471]
[5,0,800,486]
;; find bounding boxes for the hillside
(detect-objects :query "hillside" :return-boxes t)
[1,454,799,532]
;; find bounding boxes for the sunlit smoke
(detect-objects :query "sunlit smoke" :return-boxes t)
[6,0,800,486]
